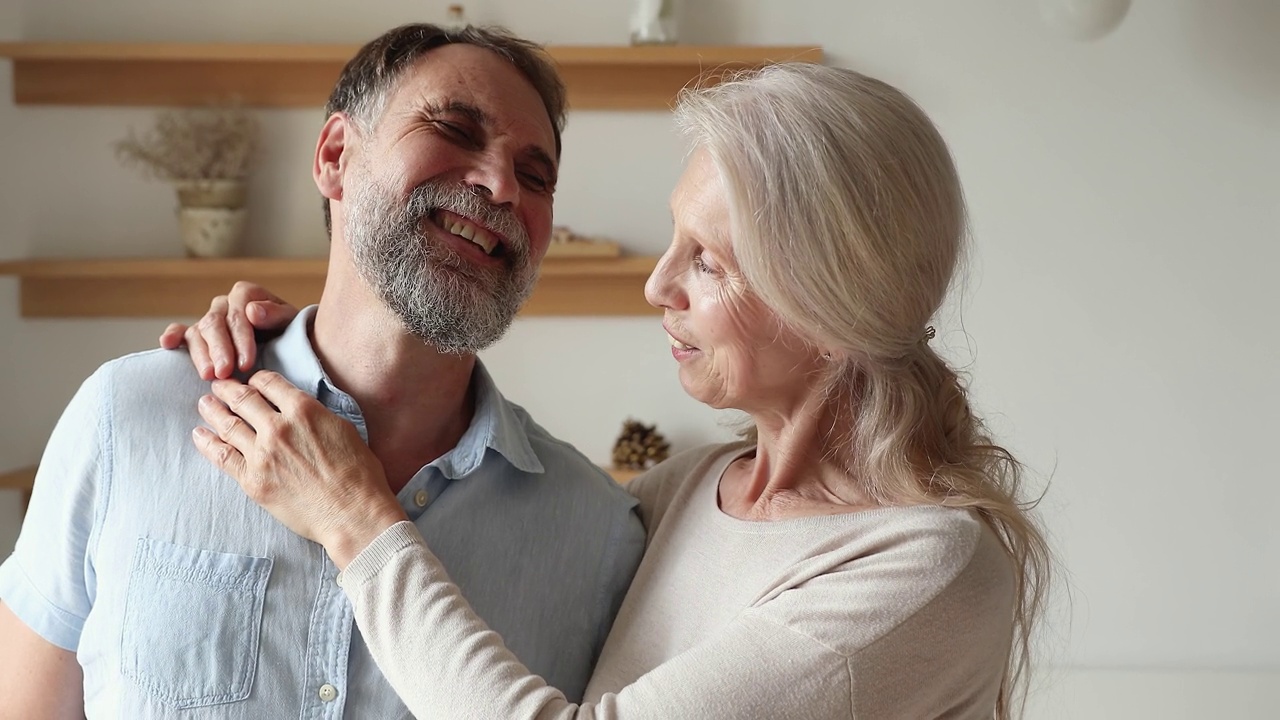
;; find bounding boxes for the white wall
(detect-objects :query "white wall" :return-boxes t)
[2,0,1276,715]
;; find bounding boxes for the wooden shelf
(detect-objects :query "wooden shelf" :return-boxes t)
[0,256,660,318]
[0,466,35,493]
[0,466,35,513]
[0,42,823,110]
[607,468,644,484]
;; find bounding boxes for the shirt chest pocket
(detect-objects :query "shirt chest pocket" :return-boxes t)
[121,537,273,709]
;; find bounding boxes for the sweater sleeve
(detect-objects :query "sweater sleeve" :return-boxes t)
[340,522,856,720]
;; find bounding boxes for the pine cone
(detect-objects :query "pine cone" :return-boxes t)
[611,419,671,470]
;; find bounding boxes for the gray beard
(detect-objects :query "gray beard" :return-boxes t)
[346,177,537,355]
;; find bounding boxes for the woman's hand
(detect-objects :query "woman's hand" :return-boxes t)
[159,281,300,380]
[192,370,409,569]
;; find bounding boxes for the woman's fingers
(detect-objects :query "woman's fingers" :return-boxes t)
[226,304,256,373]
[197,393,259,452]
[246,371,309,415]
[192,425,247,480]
[210,378,282,433]
[246,300,298,329]
[225,281,300,371]
[191,370,404,555]
[198,296,238,379]
[229,280,285,309]
[161,282,302,377]
[159,322,189,350]
[184,324,215,380]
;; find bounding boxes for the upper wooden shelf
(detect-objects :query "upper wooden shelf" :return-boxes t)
[0,42,823,109]
[0,256,660,318]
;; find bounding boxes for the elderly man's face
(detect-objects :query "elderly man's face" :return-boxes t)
[340,43,559,353]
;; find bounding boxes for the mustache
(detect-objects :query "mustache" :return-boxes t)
[403,182,530,260]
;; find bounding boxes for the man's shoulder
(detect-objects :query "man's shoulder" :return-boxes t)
[90,348,211,411]
[97,347,204,379]
[503,404,635,505]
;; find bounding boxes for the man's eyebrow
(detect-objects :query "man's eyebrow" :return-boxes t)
[422,100,491,128]
[423,99,558,182]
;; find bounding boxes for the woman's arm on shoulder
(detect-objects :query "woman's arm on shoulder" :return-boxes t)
[340,505,1009,719]
[341,522,855,720]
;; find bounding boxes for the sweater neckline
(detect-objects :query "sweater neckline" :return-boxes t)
[703,444,955,533]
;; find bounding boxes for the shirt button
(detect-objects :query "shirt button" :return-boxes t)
[414,489,429,508]
[318,683,339,702]
[335,572,344,588]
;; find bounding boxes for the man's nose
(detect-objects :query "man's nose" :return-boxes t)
[465,153,520,207]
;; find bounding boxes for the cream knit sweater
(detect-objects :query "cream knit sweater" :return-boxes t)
[340,443,1015,719]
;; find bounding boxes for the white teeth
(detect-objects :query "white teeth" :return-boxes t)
[668,334,693,350]
[450,221,476,240]
[440,215,497,255]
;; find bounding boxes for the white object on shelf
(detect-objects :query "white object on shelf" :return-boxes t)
[444,4,467,32]
[1037,0,1132,41]
[630,0,678,45]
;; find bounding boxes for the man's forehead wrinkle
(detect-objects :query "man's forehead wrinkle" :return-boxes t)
[425,99,493,127]
[390,60,557,166]
[419,96,556,167]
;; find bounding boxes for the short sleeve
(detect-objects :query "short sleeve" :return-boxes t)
[0,367,110,650]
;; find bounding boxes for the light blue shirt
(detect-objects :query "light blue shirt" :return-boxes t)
[0,306,645,718]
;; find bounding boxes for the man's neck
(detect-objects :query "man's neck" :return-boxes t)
[311,271,477,494]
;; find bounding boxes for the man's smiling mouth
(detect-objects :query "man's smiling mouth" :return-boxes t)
[431,209,502,257]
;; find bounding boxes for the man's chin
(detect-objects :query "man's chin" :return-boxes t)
[394,299,518,354]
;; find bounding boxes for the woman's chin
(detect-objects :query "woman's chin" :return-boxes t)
[678,376,734,411]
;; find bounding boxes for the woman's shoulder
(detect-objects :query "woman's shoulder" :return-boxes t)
[625,441,751,535]
[850,506,1012,611]
[741,508,1015,718]
[758,507,1014,654]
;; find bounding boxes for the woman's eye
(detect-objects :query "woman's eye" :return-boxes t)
[693,254,717,274]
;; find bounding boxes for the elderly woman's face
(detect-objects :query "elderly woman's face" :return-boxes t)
[645,150,824,414]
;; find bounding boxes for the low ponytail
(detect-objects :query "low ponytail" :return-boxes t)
[840,346,1051,718]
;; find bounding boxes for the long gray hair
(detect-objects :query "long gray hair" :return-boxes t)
[675,63,1051,718]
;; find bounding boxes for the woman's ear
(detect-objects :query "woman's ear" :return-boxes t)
[314,113,354,204]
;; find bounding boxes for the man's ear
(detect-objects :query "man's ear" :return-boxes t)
[314,113,356,203]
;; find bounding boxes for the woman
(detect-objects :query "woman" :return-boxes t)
[168,63,1050,718]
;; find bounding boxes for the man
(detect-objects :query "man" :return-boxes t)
[0,24,645,718]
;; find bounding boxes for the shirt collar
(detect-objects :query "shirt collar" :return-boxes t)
[259,305,327,397]
[259,305,544,480]
[434,361,544,480]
